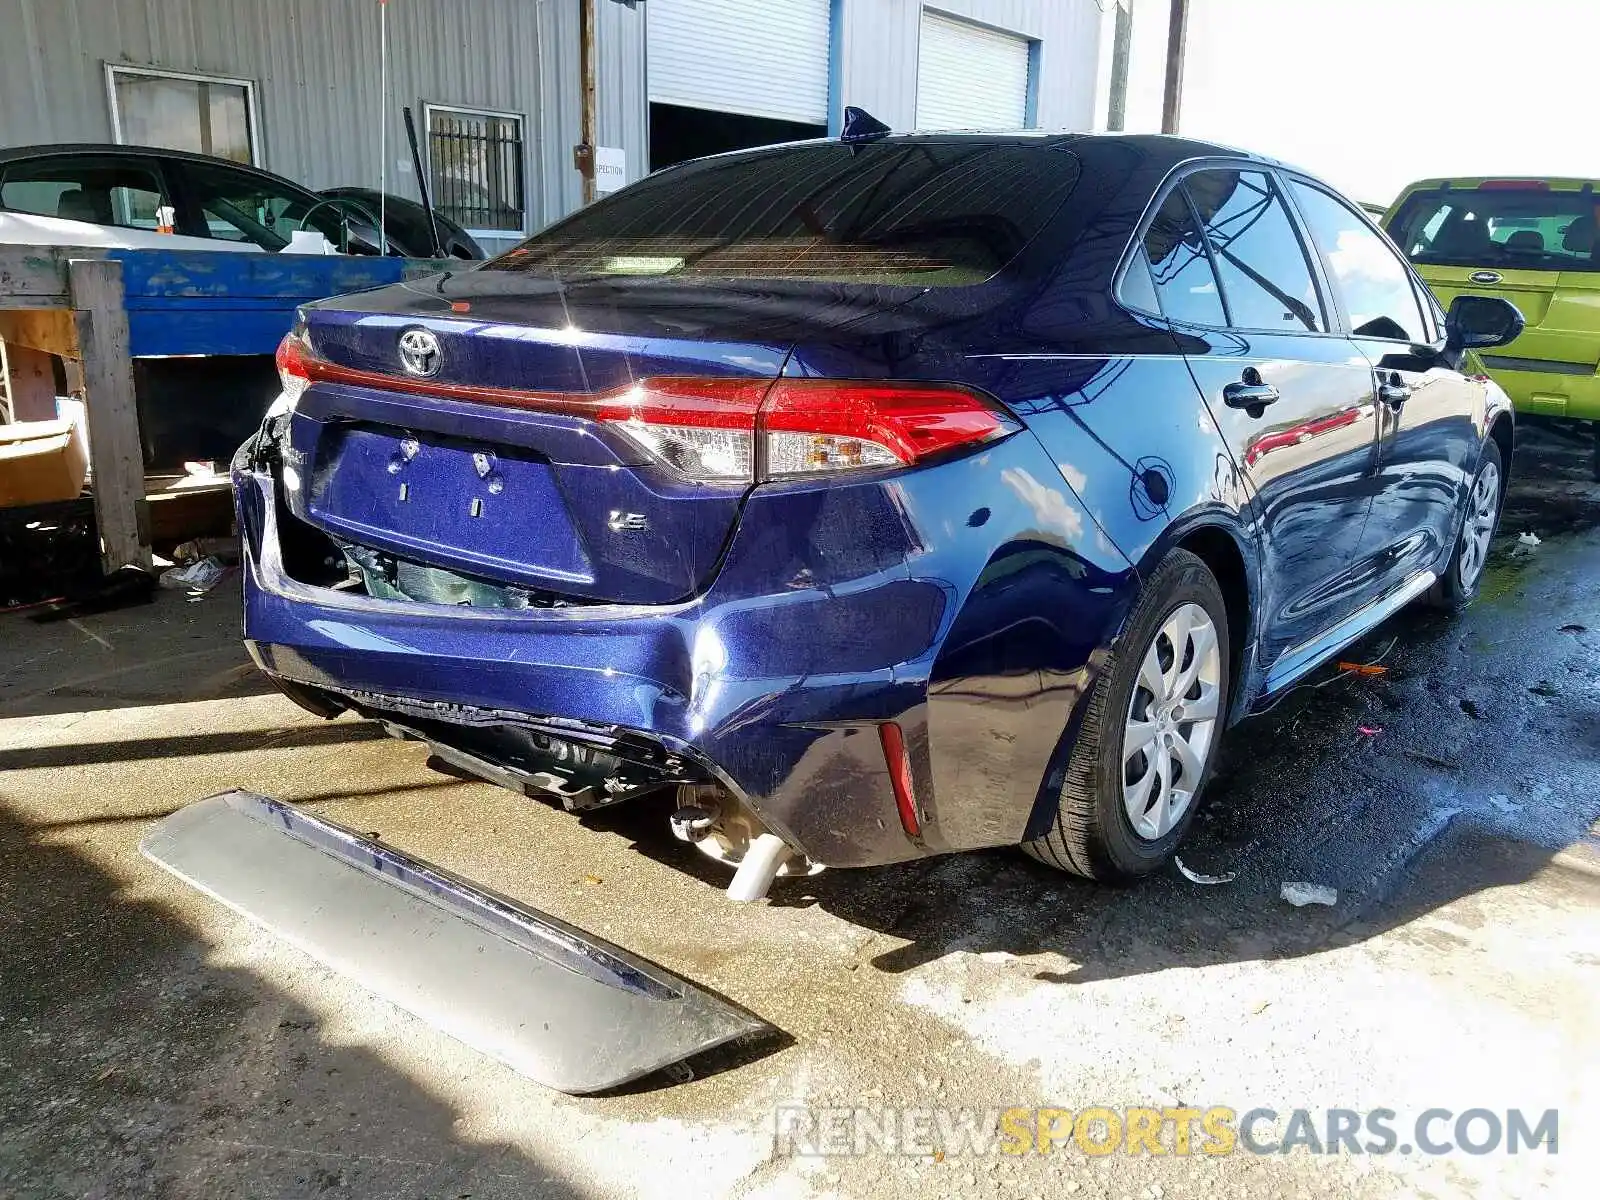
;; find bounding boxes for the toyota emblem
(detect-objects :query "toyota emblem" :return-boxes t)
[397,328,442,377]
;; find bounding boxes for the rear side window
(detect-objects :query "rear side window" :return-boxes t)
[488,141,1082,286]
[1388,186,1600,273]
[1183,169,1324,332]
[1290,181,1427,343]
[0,156,168,230]
[1142,189,1226,326]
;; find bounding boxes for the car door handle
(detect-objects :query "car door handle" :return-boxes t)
[1378,378,1411,409]
[1223,370,1281,412]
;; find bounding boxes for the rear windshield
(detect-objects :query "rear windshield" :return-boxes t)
[1387,187,1600,273]
[484,141,1081,287]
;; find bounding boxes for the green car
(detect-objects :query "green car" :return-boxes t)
[1385,177,1600,463]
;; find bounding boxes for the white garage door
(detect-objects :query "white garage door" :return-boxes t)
[648,0,832,125]
[915,11,1031,130]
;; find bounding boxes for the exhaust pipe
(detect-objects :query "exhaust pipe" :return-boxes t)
[670,784,818,902]
[726,833,794,903]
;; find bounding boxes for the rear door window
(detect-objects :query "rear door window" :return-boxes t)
[0,155,169,230]
[1141,188,1227,326]
[1182,169,1324,332]
[1387,186,1600,273]
[1290,181,1428,343]
[488,141,1082,286]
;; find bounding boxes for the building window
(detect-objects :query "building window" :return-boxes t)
[106,65,259,165]
[425,104,526,235]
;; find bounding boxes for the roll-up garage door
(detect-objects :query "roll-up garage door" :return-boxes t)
[915,11,1031,130]
[647,0,832,125]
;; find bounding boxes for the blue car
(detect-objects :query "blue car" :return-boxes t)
[235,132,1522,899]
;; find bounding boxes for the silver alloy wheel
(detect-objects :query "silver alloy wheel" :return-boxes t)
[1122,602,1223,841]
[1457,459,1500,591]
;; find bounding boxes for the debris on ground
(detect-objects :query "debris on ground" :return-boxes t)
[1175,857,1237,885]
[1529,680,1561,697]
[1337,661,1390,676]
[173,536,241,566]
[1517,531,1542,548]
[1280,882,1339,907]
[1357,725,1383,736]
[159,557,228,593]
[1559,623,1588,634]
[27,564,157,623]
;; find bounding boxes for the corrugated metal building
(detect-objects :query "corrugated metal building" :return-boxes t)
[0,0,1108,253]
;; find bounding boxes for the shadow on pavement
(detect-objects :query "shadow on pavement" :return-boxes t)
[0,580,273,722]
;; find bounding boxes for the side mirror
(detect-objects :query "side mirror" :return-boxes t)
[1446,294,1525,351]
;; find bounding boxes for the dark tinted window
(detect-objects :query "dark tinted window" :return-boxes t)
[0,155,168,230]
[487,142,1082,286]
[1184,170,1323,332]
[1144,189,1226,326]
[1291,181,1426,342]
[185,163,342,251]
[1388,187,1600,273]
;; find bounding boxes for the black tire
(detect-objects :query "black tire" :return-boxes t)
[1023,549,1231,881]
[1425,437,1504,611]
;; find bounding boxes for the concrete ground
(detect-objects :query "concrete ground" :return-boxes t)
[2,425,1597,1199]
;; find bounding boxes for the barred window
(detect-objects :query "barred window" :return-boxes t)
[425,105,525,234]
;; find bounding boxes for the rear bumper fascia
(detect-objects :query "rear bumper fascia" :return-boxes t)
[142,791,772,1093]
[1492,363,1600,420]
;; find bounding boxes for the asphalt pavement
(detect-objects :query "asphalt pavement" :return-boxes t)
[1,424,1596,1199]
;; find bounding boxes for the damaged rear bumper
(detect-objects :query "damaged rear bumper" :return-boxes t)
[235,465,929,868]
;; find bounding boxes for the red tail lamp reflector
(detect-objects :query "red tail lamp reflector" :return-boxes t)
[273,332,1010,483]
[879,721,922,839]
[761,379,1010,477]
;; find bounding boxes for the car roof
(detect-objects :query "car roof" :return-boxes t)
[0,142,316,186]
[1396,175,1600,194]
[682,130,1294,172]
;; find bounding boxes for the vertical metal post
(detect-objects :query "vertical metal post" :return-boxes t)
[379,0,389,253]
[577,0,598,206]
[1107,0,1133,132]
[1161,0,1189,135]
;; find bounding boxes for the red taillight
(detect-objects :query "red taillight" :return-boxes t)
[878,721,922,840]
[274,332,313,410]
[273,332,1010,482]
[1477,179,1550,191]
[594,378,769,481]
[759,380,1009,477]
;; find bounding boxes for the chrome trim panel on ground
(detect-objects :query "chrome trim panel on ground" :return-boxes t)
[141,791,772,1093]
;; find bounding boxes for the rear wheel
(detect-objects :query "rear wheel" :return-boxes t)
[1425,438,1503,610]
[1024,549,1231,881]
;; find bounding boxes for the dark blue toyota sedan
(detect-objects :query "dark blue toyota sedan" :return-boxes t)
[235,132,1522,900]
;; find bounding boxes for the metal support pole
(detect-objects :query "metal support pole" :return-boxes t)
[1108,0,1133,132]
[576,0,598,206]
[1161,0,1189,135]
[378,0,389,254]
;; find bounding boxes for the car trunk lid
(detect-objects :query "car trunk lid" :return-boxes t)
[282,289,794,606]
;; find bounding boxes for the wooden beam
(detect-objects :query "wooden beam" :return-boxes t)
[1161,0,1190,135]
[0,248,71,308]
[68,258,150,572]
[0,309,79,357]
[2,342,59,421]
